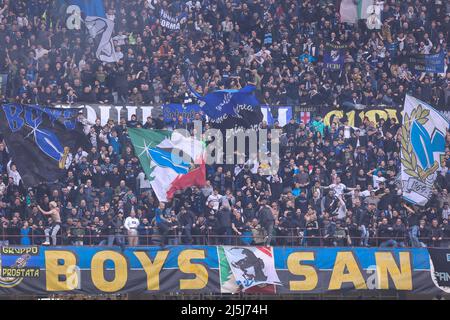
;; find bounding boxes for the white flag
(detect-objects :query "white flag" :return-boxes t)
[400,95,449,206]
[222,246,281,291]
[85,16,123,63]
[340,0,358,24]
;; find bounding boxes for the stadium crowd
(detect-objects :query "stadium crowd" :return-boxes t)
[0,0,448,108]
[0,0,449,248]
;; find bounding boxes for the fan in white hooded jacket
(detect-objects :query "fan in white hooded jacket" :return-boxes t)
[124,215,140,231]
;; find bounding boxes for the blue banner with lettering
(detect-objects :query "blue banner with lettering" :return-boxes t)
[159,9,188,30]
[61,0,105,17]
[188,84,263,129]
[410,52,446,73]
[324,50,344,70]
[162,104,203,123]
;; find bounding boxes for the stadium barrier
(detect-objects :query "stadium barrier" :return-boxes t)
[1,228,449,248]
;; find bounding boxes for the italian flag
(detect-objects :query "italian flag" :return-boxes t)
[128,128,206,202]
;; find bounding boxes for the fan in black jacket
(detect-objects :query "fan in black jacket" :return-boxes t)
[377,218,396,247]
[177,206,196,244]
[442,219,450,248]
[430,219,443,247]
[417,219,431,247]
[392,218,407,246]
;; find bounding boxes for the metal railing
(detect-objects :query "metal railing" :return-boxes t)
[1,227,449,248]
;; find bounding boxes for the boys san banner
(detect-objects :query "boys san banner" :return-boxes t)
[0,246,448,296]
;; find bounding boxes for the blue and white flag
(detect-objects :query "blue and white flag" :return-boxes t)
[159,9,188,30]
[62,0,122,62]
[324,50,344,70]
[400,95,450,206]
[261,106,293,126]
[188,84,263,129]
[85,16,123,63]
[324,42,347,70]
[0,104,90,187]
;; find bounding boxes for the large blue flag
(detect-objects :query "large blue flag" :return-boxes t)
[61,0,105,17]
[188,84,263,129]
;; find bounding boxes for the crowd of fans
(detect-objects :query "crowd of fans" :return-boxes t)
[0,111,449,248]
[0,0,448,108]
[0,0,449,248]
